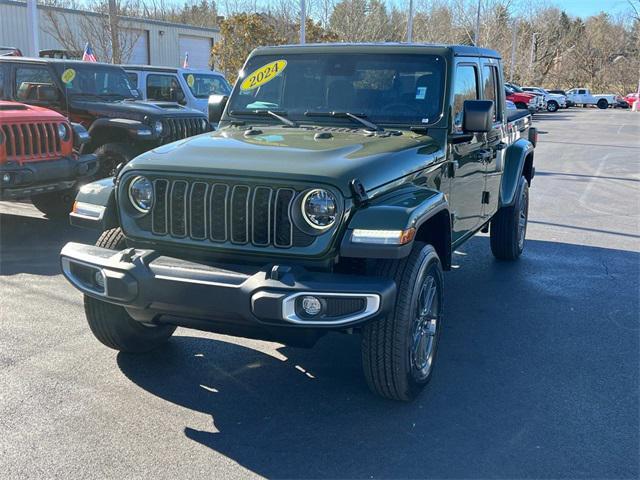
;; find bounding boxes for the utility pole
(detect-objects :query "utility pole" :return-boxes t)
[474,0,481,46]
[509,20,518,82]
[108,0,120,63]
[529,32,539,82]
[26,0,39,57]
[300,0,306,44]
[406,0,414,43]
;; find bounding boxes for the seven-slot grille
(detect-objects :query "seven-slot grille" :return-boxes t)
[1,122,63,161]
[149,178,311,248]
[162,117,207,144]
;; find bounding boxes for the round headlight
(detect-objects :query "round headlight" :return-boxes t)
[128,176,154,213]
[154,120,163,135]
[301,189,337,229]
[57,123,69,141]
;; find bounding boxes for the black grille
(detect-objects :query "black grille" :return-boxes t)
[162,117,207,143]
[148,178,313,249]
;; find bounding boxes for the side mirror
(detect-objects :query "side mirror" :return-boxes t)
[36,85,60,103]
[463,100,493,133]
[208,94,228,123]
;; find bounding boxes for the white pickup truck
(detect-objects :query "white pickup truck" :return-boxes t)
[565,88,617,109]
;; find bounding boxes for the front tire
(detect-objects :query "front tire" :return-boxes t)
[93,142,133,179]
[31,188,76,219]
[547,100,558,112]
[362,242,444,401]
[84,228,176,352]
[490,175,529,260]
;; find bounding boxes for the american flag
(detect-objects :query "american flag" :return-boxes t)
[183,52,189,69]
[82,43,97,62]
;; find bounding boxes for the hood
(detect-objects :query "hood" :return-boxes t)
[0,101,66,123]
[70,99,205,120]
[124,125,446,196]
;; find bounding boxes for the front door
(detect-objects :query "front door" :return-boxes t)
[448,62,486,244]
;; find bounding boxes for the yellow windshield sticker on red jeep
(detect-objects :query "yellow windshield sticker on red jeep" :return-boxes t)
[61,68,76,84]
[240,60,287,91]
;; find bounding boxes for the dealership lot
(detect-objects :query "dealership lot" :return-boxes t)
[0,108,638,479]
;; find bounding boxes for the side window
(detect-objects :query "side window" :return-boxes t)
[127,72,138,88]
[147,74,184,102]
[15,66,58,102]
[578,89,586,95]
[452,64,478,131]
[482,65,500,121]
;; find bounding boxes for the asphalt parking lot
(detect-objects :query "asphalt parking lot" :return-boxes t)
[1,108,638,479]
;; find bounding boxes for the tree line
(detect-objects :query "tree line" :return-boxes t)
[40,0,640,94]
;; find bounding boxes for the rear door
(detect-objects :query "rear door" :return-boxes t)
[448,61,486,243]
[479,58,506,219]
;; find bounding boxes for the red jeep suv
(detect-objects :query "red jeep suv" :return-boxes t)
[0,100,97,217]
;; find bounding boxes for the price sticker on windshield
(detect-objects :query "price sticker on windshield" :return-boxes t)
[186,74,195,87]
[240,60,287,91]
[61,68,76,84]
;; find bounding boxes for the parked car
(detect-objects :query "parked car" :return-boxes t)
[505,85,537,111]
[0,57,210,178]
[507,82,545,111]
[625,93,639,109]
[0,100,98,217]
[0,46,22,57]
[521,86,566,112]
[613,96,629,109]
[60,43,537,402]
[124,65,231,116]
[565,88,617,109]
[547,89,574,107]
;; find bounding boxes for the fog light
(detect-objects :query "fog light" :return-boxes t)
[94,270,105,290]
[301,296,322,316]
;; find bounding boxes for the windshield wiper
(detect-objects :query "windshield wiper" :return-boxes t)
[230,109,298,128]
[305,111,382,132]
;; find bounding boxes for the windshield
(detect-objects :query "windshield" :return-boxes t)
[53,63,138,100]
[227,53,445,126]
[183,73,231,98]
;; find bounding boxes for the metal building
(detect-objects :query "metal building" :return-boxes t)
[0,0,220,69]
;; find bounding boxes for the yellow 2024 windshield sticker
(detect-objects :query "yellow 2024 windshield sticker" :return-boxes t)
[240,60,287,91]
[61,68,76,84]
[186,74,195,87]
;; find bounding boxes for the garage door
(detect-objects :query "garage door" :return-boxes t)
[124,29,149,65]
[178,35,212,70]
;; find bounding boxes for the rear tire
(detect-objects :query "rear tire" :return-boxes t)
[597,99,608,109]
[93,142,133,179]
[31,188,76,219]
[362,242,444,401]
[84,228,176,352]
[490,176,529,260]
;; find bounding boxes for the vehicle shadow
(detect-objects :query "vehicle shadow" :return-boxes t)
[117,237,639,479]
[0,211,98,276]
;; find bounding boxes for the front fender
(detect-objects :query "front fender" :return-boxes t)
[500,138,534,207]
[340,186,449,260]
[87,118,156,144]
[69,177,118,230]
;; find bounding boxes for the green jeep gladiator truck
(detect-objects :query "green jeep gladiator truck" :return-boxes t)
[60,44,536,401]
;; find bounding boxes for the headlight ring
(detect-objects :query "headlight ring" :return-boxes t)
[154,120,164,135]
[128,176,154,214]
[57,123,70,141]
[300,188,337,230]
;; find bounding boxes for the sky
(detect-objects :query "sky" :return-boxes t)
[538,0,632,18]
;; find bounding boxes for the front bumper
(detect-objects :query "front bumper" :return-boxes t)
[0,154,98,199]
[60,242,396,336]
